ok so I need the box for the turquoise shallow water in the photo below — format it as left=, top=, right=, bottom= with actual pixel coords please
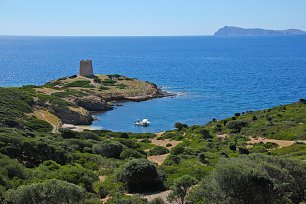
left=0, top=35, right=306, bottom=132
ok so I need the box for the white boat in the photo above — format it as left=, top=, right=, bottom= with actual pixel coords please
left=134, top=119, right=150, bottom=127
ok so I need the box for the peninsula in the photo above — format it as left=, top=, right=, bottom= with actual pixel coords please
left=214, top=26, right=306, bottom=36
left=0, top=60, right=168, bottom=133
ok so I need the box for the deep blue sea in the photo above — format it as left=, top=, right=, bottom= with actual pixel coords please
left=1, top=35, right=306, bottom=133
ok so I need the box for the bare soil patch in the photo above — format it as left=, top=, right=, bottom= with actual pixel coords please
left=143, top=190, right=171, bottom=202
left=147, top=154, right=169, bottom=165
left=150, top=139, right=181, bottom=150
left=248, top=137, right=296, bottom=148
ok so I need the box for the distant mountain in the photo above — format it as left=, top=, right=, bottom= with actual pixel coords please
left=214, top=26, right=306, bottom=36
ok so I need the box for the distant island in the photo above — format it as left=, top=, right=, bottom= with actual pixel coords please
left=214, top=26, right=306, bottom=36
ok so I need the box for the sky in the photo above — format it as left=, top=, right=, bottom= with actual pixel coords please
left=0, top=0, right=306, bottom=36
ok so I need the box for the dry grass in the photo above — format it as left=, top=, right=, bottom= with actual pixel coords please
left=147, top=154, right=170, bottom=165
left=69, top=106, right=89, bottom=115
left=248, top=137, right=296, bottom=148
left=150, top=139, right=181, bottom=150
left=33, top=110, right=61, bottom=133
left=34, top=87, right=62, bottom=95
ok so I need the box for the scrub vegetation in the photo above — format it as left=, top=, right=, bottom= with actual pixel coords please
left=0, top=82, right=306, bottom=203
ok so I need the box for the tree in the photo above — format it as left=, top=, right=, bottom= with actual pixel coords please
left=167, top=175, right=197, bottom=204
left=174, top=123, right=188, bottom=131
left=120, top=148, right=144, bottom=159
left=198, top=128, right=212, bottom=139
left=118, top=158, right=164, bottom=193
left=227, top=120, right=248, bottom=133
left=5, top=179, right=85, bottom=204
left=148, top=146, right=169, bottom=156
left=92, top=141, right=124, bottom=159
left=198, top=153, right=208, bottom=164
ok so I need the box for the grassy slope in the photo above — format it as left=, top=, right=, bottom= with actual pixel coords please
left=158, top=101, right=306, bottom=186
left=206, top=102, right=306, bottom=140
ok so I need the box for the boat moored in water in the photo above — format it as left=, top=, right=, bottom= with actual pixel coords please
left=134, top=119, right=150, bottom=127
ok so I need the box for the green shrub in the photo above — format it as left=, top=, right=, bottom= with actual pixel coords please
left=168, top=175, right=197, bottom=204
left=188, top=154, right=306, bottom=204
left=93, top=181, right=108, bottom=198
left=23, top=117, right=52, bottom=132
left=227, top=121, right=248, bottom=133
left=171, top=146, right=185, bottom=155
left=64, top=80, right=95, bottom=88
left=92, top=141, right=124, bottom=159
left=174, top=123, right=188, bottom=131
left=49, top=164, right=98, bottom=192
left=99, top=86, right=109, bottom=90
left=117, top=83, right=128, bottom=89
left=149, top=197, right=166, bottom=204
left=148, top=146, right=169, bottom=156
left=117, top=158, right=164, bottom=193
left=120, top=149, right=144, bottom=159
left=102, top=79, right=116, bottom=86
left=5, top=179, right=85, bottom=204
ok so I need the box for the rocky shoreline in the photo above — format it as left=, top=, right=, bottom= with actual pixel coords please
left=32, top=74, right=174, bottom=130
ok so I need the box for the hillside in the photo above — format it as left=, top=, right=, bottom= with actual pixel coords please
left=214, top=26, right=306, bottom=36
left=0, top=81, right=305, bottom=203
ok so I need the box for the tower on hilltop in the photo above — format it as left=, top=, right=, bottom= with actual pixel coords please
left=79, top=60, right=94, bottom=77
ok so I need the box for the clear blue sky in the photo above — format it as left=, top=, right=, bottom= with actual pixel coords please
left=0, top=0, right=306, bottom=36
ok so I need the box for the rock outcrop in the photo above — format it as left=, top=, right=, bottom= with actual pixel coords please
left=50, top=106, right=93, bottom=125
left=75, top=95, right=112, bottom=111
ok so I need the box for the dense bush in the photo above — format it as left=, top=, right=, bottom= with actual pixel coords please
left=171, top=146, right=185, bottom=155
left=0, top=134, right=67, bottom=167
left=118, top=159, right=164, bottom=193
left=227, top=120, right=248, bottom=133
left=23, top=117, right=53, bottom=132
left=120, top=149, right=144, bottom=159
left=45, top=164, right=98, bottom=192
left=174, top=122, right=188, bottom=131
left=92, top=141, right=124, bottom=159
left=196, top=128, right=212, bottom=139
left=4, top=179, right=85, bottom=204
left=148, top=146, right=169, bottom=156
left=63, top=80, right=95, bottom=88
left=188, top=154, right=306, bottom=204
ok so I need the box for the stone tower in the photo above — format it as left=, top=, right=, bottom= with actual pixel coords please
left=79, top=60, right=94, bottom=77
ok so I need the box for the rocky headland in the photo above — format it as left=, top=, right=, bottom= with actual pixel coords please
left=10, top=74, right=170, bottom=132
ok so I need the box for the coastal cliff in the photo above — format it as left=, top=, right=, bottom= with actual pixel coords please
left=0, top=74, right=168, bottom=132
left=214, top=26, right=306, bottom=36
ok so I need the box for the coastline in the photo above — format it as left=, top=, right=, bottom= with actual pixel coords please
left=61, top=88, right=176, bottom=132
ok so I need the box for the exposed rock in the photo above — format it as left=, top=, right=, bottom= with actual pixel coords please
left=50, top=106, right=93, bottom=125
left=75, top=95, right=112, bottom=111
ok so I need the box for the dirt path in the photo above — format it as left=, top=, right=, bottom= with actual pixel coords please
left=34, top=110, right=61, bottom=133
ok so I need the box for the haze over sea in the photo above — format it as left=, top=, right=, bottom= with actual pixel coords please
left=0, top=35, right=306, bottom=133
